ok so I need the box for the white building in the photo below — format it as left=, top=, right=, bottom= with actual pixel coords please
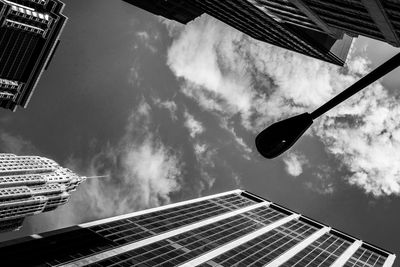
left=0, top=153, right=86, bottom=232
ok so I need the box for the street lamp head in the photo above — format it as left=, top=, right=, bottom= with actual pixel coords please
left=255, top=113, right=313, bottom=159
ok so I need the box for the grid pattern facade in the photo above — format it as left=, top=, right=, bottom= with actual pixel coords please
left=255, top=0, right=322, bottom=32
left=127, top=0, right=400, bottom=67
left=185, top=0, right=349, bottom=65
left=301, top=0, right=383, bottom=39
left=382, top=0, right=400, bottom=40
left=0, top=190, right=395, bottom=267
left=0, top=153, right=85, bottom=232
left=87, top=206, right=286, bottom=267
left=89, top=194, right=252, bottom=245
left=0, top=0, right=67, bottom=111
left=0, top=192, right=260, bottom=266
left=123, top=0, right=203, bottom=24
left=201, top=219, right=319, bottom=267
left=124, top=0, right=353, bottom=66
left=281, top=232, right=352, bottom=266
left=344, top=246, right=388, bottom=267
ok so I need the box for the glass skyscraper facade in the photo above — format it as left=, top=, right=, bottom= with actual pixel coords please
left=124, top=0, right=400, bottom=66
left=0, top=153, right=86, bottom=233
left=0, top=189, right=395, bottom=266
left=0, top=0, right=67, bottom=111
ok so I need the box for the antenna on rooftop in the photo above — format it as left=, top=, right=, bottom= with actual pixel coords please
left=82, top=175, right=109, bottom=179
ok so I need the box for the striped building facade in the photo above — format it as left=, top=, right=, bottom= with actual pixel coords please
left=0, top=189, right=395, bottom=266
left=0, top=0, right=67, bottom=111
left=0, top=153, right=86, bottom=233
left=124, top=0, right=400, bottom=66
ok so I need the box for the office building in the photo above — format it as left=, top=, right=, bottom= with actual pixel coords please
left=0, top=153, right=86, bottom=232
left=0, top=0, right=67, bottom=111
left=298, top=0, right=400, bottom=47
left=124, top=0, right=400, bottom=66
left=0, top=189, right=395, bottom=266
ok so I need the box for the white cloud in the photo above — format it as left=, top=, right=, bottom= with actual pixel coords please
left=307, top=165, right=335, bottom=195
left=60, top=99, right=183, bottom=225
left=128, top=58, right=141, bottom=86
left=283, top=152, right=308, bottom=177
left=314, top=74, right=400, bottom=196
left=152, top=97, right=178, bottom=120
left=0, top=131, right=37, bottom=155
left=168, top=17, right=258, bottom=129
left=122, top=137, right=182, bottom=207
left=136, top=30, right=159, bottom=53
left=184, top=111, right=204, bottom=138
left=166, top=15, right=400, bottom=197
left=193, top=142, right=217, bottom=189
left=136, top=31, right=150, bottom=41
left=220, top=119, right=252, bottom=156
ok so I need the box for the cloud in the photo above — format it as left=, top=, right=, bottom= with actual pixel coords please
left=0, top=132, right=38, bottom=155
left=136, top=30, right=160, bottom=53
left=219, top=119, right=252, bottom=158
left=152, top=97, right=178, bottom=120
left=193, top=142, right=217, bottom=190
left=166, top=15, right=400, bottom=197
left=136, top=31, right=150, bottom=41
left=128, top=58, right=142, bottom=86
left=167, top=17, right=257, bottom=130
left=184, top=110, right=204, bottom=138
left=283, top=152, right=309, bottom=177
left=59, top=99, right=183, bottom=225
left=306, top=165, right=335, bottom=195
left=313, top=68, right=400, bottom=196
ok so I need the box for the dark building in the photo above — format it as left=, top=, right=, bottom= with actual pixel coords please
left=0, top=189, right=395, bottom=266
left=298, top=0, right=400, bottom=47
left=0, top=0, right=67, bottom=111
left=124, top=0, right=400, bottom=66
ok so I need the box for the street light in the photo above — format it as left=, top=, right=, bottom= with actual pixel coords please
left=256, top=52, right=400, bottom=159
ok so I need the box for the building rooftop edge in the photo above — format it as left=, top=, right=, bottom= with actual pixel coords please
left=241, top=189, right=396, bottom=256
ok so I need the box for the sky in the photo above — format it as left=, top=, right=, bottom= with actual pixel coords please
left=0, top=0, right=399, bottom=256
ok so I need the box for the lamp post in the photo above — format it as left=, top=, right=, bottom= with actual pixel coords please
left=255, top=52, right=400, bottom=159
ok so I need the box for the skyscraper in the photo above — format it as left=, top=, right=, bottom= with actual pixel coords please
left=0, top=0, right=67, bottom=111
left=0, top=189, right=395, bottom=266
left=124, top=0, right=400, bottom=66
left=0, top=153, right=86, bottom=233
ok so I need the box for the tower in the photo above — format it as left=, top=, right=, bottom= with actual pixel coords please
left=0, top=153, right=86, bottom=232
left=0, top=0, right=67, bottom=111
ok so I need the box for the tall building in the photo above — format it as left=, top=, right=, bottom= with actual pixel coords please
left=0, top=153, right=86, bottom=233
left=0, top=0, right=67, bottom=111
left=124, top=0, right=400, bottom=66
left=0, top=189, right=395, bottom=266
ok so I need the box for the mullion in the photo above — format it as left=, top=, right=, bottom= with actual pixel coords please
left=117, top=208, right=278, bottom=267
left=114, top=214, right=253, bottom=267
left=152, top=214, right=265, bottom=266
left=142, top=204, right=228, bottom=232
left=351, top=248, right=367, bottom=267
left=133, top=201, right=216, bottom=225
left=94, top=200, right=221, bottom=233
left=231, top=230, right=287, bottom=266
left=104, top=214, right=250, bottom=267
left=249, top=223, right=314, bottom=266
left=219, top=221, right=308, bottom=266
left=301, top=236, right=338, bottom=267
left=318, top=239, right=349, bottom=267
